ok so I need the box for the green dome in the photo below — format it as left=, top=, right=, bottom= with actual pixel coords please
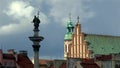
left=67, top=20, right=73, bottom=28
left=64, top=32, right=72, bottom=40
left=64, top=18, right=74, bottom=40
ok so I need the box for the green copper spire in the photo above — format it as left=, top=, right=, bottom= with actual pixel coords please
left=64, top=16, right=74, bottom=40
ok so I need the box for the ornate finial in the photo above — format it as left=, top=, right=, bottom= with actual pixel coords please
left=77, top=16, right=80, bottom=23
left=69, top=13, right=71, bottom=21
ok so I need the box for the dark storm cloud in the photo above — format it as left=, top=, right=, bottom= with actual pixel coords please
left=82, top=0, right=120, bottom=36
left=1, top=0, right=120, bottom=59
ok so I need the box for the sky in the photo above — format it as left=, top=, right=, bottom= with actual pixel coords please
left=0, top=0, right=120, bottom=59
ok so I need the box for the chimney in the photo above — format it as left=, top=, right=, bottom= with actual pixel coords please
left=0, top=49, right=3, bottom=64
left=0, top=49, right=2, bottom=54
left=8, top=49, right=15, bottom=54
left=19, top=50, right=27, bottom=56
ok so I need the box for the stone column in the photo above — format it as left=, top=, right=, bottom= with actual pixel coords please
left=29, top=15, right=44, bottom=68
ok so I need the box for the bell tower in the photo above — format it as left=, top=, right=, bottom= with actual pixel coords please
left=64, top=16, right=74, bottom=59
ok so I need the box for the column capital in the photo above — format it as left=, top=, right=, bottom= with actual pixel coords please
left=32, top=45, right=40, bottom=51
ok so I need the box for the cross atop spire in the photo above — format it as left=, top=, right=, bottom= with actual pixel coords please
left=77, top=16, right=80, bottom=23
left=37, top=11, right=39, bottom=18
left=69, top=13, right=72, bottom=21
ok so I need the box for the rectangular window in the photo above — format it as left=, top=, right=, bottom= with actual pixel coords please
left=4, top=62, right=7, bottom=67
left=102, top=61, right=112, bottom=68
left=9, top=62, right=13, bottom=67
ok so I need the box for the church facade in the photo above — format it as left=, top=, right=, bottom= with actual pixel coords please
left=64, top=17, right=120, bottom=59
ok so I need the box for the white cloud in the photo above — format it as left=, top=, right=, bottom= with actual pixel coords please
left=0, top=1, right=34, bottom=35
left=0, top=24, right=17, bottom=35
left=0, top=0, right=95, bottom=35
left=0, top=0, right=49, bottom=35
left=5, top=1, right=34, bottom=19
left=39, top=12, right=50, bottom=25
left=0, top=21, right=31, bottom=35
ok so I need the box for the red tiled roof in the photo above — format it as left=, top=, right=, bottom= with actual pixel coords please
left=96, top=55, right=112, bottom=61
left=48, top=64, right=54, bottom=68
left=82, top=59, right=94, bottom=63
left=17, top=54, right=33, bottom=68
left=39, top=59, right=53, bottom=65
left=59, top=62, right=66, bottom=68
left=81, top=63, right=100, bottom=68
left=81, top=59, right=100, bottom=68
left=3, top=54, right=15, bottom=60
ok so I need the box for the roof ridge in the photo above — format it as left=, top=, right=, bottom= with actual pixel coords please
left=84, top=33, right=120, bottom=37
